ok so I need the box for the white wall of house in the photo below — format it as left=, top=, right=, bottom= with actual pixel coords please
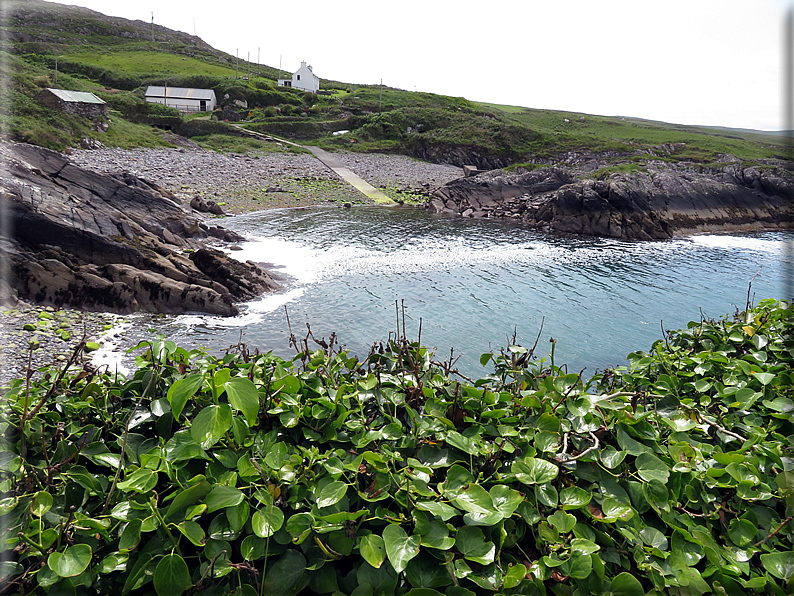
left=144, top=87, right=217, bottom=112
left=277, top=62, right=320, bottom=93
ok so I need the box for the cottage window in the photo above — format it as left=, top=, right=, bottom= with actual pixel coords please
left=297, top=74, right=301, bottom=81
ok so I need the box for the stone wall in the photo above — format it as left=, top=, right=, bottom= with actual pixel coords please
left=37, top=89, right=108, bottom=118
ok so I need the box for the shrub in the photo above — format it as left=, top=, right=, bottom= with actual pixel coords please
left=1, top=299, right=792, bottom=595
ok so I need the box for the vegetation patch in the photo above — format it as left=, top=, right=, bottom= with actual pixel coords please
left=1, top=298, right=792, bottom=595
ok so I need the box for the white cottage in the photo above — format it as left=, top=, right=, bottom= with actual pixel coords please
left=144, top=86, right=217, bottom=112
left=278, top=61, right=320, bottom=93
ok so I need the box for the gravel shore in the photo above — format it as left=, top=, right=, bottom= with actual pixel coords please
left=69, top=146, right=462, bottom=213
left=0, top=302, right=119, bottom=389
left=3, top=146, right=463, bottom=386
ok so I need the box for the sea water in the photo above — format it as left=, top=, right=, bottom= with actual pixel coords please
left=98, top=207, right=792, bottom=379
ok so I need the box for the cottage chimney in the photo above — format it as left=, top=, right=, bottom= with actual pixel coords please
left=308, top=64, right=313, bottom=72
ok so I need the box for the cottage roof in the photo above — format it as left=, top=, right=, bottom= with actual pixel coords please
left=46, top=88, right=106, bottom=104
left=145, top=86, right=215, bottom=100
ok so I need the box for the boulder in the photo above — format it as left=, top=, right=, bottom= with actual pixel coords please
left=425, top=160, right=793, bottom=239
left=1, top=142, right=280, bottom=315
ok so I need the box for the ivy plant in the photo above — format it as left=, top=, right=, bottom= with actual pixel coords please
left=1, top=298, right=792, bottom=595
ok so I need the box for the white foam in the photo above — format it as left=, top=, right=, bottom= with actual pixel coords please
left=90, top=318, right=135, bottom=378
left=689, top=235, right=784, bottom=253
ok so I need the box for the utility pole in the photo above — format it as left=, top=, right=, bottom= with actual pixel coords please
left=151, top=12, right=154, bottom=42
left=235, top=49, right=239, bottom=79
left=54, top=56, right=58, bottom=85
left=379, top=79, right=383, bottom=113
left=257, top=48, right=260, bottom=76
left=247, top=52, right=250, bottom=80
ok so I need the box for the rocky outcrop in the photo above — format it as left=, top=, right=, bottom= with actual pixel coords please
left=426, top=161, right=793, bottom=240
left=1, top=142, right=280, bottom=314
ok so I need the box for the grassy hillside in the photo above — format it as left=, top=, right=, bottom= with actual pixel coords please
left=2, top=0, right=789, bottom=169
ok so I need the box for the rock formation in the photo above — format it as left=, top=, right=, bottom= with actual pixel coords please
left=426, top=160, right=793, bottom=240
left=1, top=142, right=279, bottom=314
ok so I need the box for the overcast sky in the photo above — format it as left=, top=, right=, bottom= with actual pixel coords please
left=44, top=0, right=792, bottom=130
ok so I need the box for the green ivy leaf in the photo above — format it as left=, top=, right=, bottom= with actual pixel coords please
left=414, top=501, right=459, bottom=521
left=190, top=404, right=232, bottom=449
left=635, top=453, right=670, bottom=483
left=316, top=481, right=348, bottom=508
left=119, top=519, right=142, bottom=551
left=728, top=518, right=757, bottom=547
left=252, top=506, right=285, bottom=538
left=153, top=553, right=192, bottom=596
left=241, top=536, right=267, bottom=561
left=760, top=551, right=794, bottom=581
left=360, top=534, right=387, bottom=568
left=559, top=486, right=591, bottom=509
left=48, top=544, right=92, bottom=578
left=261, top=549, right=310, bottom=596
left=445, top=431, right=480, bottom=456
left=547, top=511, right=577, bottom=534
left=454, top=484, right=492, bottom=515
left=31, top=491, right=53, bottom=517
left=489, top=485, right=523, bottom=518
left=600, top=498, right=634, bottom=522
left=511, top=457, right=559, bottom=485
left=502, top=563, right=527, bottom=589
left=223, top=377, right=260, bottom=426
left=441, top=465, right=474, bottom=498
left=609, top=571, right=645, bottom=596
left=382, top=524, right=420, bottom=573
left=203, top=485, right=244, bottom=513
left=164, top=480, right=212, bottom=522
left=176, top=521, right=205, bottom=547
left=117, top=468, right=158, bottom=493
left=167, top=374, right=203, bottom=421
left=559, top=553, right=592, bottom=579
left=456, top=526, right=496, bottom=565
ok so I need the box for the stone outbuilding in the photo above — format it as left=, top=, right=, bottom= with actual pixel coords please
left=278, top=61, right=320, bottom=93
left=37, top=88, right=108, bottom=118
left=144, top=86, right=217, bottom=112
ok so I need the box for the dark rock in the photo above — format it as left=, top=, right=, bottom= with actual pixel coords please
left=2, top=142, right=279, bottom=315
left=424, top=161, right=793, bottom=240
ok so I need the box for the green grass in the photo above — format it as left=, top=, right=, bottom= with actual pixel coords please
left=62, top=50, right=237, bottom=78
left=476, top=105, right=787, bottom=162
left=102, top=112, right=173, bottom=149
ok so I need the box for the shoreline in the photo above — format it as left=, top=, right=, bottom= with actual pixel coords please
left=3, top=145, right=789, bottom=387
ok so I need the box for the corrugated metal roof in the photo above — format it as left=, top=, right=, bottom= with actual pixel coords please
left=46, top=88, right=106, bottom=104
left=145, top=86, right=216, bottom=101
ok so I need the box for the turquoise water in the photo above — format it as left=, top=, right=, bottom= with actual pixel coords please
left=129, top=207, right=791, bottom=378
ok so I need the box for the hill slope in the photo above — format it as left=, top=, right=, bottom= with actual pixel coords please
left=2, top=0, right=790, bottom=171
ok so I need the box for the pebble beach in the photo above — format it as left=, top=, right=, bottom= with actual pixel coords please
left=1, top=145, right=462, bottom=387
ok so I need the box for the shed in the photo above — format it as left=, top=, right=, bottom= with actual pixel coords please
left=37, top=88, right=108, bottom=118
left=278, top=61, right=320, bottom=93
left=145, top=86, right=217, bottom=112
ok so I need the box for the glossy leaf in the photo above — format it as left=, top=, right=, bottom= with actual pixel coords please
left=456, top=527, right=495, bottom=565
left=223, top=376, right=260, bottom=426
left=511, top=457, right=558, bottom=485
left=382, top=524, right=420, bottom=573
left=760, top=551, right=794, bottom=581
left=360, top=534, right=387, bottom=568
left=167, top=374, right=204, bottom=421
left=190, top=404, right=232, bottom=449
left=252, top=506, right=285, bottom=538
left=48, top=544, right=92, bottom=578
left=153, top=554, right=191, bottom=596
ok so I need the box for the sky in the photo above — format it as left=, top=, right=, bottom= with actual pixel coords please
left=43, top=0, right=793, bottom=130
